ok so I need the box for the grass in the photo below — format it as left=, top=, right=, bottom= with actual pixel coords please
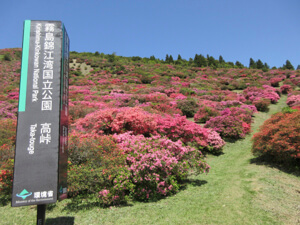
left=1, top=95, right=300, bottom=224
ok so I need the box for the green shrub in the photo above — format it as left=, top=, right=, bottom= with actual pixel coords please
left=253, top=98, right=271, bottom=112
left=177, top=98, right=198, bottom=117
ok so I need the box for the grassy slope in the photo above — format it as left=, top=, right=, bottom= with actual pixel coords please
left=2, top=95, right=300, bottom=225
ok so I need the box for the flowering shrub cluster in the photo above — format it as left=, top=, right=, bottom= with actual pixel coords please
left=252, top=108, right=300, bottom=164
left=112, top=132, right=209, bottom=201
left=286, top=95, right=300, bottom=107
left=204, top=107, right=253, bottom=139
left=0, top=159, right=14, bottom=204
left=242, top=86, right=280, bottom=110
left=75, top=107, right=157, bottom=137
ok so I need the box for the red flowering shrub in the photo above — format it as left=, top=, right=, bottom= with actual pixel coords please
left=252, top=109, right=300, bottom=164
left=75, top=107, right=157, bottom=137
left=151, top=103, right=183, bottom=116
left=0, top=159, right=14, bottom=204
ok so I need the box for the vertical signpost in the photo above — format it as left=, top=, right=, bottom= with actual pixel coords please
left=12, top=20, right=69, bottom=225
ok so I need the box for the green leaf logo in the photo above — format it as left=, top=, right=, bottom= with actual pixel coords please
left=16, top=189, right=32, bottom=200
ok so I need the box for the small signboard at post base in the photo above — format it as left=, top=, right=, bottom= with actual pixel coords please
left=12, top=20, right=69, bottom=208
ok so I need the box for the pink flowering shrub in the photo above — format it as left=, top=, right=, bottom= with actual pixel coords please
left=155, top=114, right=225, bottom=152
left=286, top=95, right=300, bottom=107
left=112, top=132, right=209, bottom=201
left=204, top=108, right=252, bottom=140
left=206, top=129, right=226, bottom=154
left=270, top=77, right=282, bottom=87
left=0, top=101, right=18, bottom=119
left=220, top=107, right=253, bottom=124
left=243, top=86, right=280, bottom=104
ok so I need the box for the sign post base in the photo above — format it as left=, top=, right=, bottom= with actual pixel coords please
left=37, top=204, right=46, bottom=225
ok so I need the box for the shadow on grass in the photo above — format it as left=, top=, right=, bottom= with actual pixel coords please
left=250, top=155, right=300, bottom=177
left=63, top=199, right=133, bottom=212
left=180, top=179, right=208, bottom=191
left=46, top=216, right=75, bottom=225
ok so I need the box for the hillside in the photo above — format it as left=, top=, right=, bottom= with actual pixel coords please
left=0, top=48, right=300, bottom=224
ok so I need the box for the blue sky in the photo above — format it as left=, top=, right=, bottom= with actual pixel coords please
left=1, top=0, right=299, bottom=68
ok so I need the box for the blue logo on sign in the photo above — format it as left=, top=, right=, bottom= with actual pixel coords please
left=16, top=189, right=32, bottom=200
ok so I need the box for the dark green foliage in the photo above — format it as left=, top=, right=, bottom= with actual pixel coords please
left=256, top=59, right=264, bottom=69
left=176, top=98, right=198, bottom=117
left=219, top=55, right=225, bottom=64
left=150, top=55, right=156, bottom=60
left=249, top=58, right=256, bottom=69
left=3, top=54, right=11, bottom=61
left=141, top=75, right=153, bottom=84
left=194, top=54, right=207, bottom=67
left=235, top=61, right=244, bottom=68
left=283, top=60, right=295, bottom=70
left=131, top=56, right=142, bottom=61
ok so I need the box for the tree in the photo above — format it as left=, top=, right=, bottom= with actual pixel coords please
left=165, top=54, right=169, bottom=62
left=235, top=61, right=244, bottom=68
left=283, top=60, right=295, bottom=70
left=177, top=54, right=182, bottom=61
left=169, top=55, right=174, bottom=64
left=256, top=59, right=264, bottom=69
left=249, top=58, right=256, bottom=69
left=264, top=63, right=270, bottom=69
left=207, top=55, right=217, bottom=67
left=297, top=65, right=300, bottom=70
left=150, top=55, right=156, bottom=60
left=219, top=55, right=225, bottom=64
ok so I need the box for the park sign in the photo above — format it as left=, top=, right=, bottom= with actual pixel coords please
left=12, top=20, right=69, bottom=207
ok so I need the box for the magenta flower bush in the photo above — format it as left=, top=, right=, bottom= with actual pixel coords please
left=111, top=132, right=209, bottom=201
left=204, top=107, right=254, bottom=140
left=286, top=95, right=300, bottom=107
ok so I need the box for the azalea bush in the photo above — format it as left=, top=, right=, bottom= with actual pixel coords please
left=112, top=132, right=209, bottom=201
left=252, top=108, right=300, bottom=164
left=74, top=107, right=157, bottom=137
left=0, top=159, right=14, bottom=204
left=286, top=95, right=300, bottom=107
left=68, top=132, right=128, bottom=203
